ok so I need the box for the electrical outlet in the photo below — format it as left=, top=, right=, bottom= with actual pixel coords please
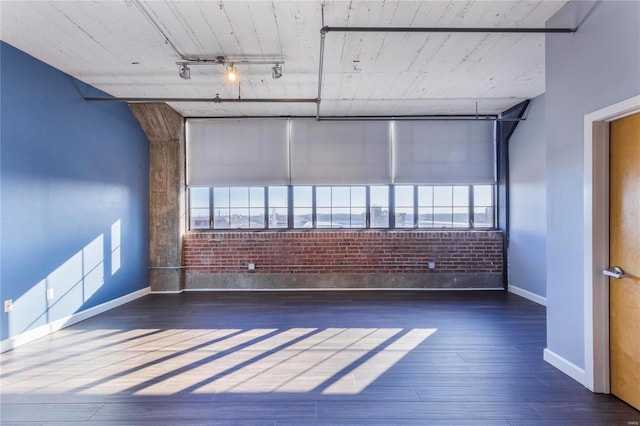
left=247, top=263, right=256, bottom=271
left=47, top=288, right=54, bottom=300
left=428, top=262, right=436, bottom=269
left=4, top=300, right=13, bottom=313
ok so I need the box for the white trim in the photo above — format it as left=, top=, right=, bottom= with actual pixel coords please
left=0, top=287, right=150, bottom=353
left=149, top=290, right=183, bottom=294
left=544, top=348, right=586, bottom=385
left=508, top=285, right=547, bottom=306
left=583, top=95, right=640, bottom=393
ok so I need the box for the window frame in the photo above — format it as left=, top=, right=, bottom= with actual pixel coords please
left=188, top=184, right=495, bottom=231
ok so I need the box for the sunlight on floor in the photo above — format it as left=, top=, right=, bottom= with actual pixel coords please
left=1, top=327, right=436, bottom=396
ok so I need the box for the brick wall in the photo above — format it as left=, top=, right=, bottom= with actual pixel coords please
left=183, top=230, right=503, bottom=274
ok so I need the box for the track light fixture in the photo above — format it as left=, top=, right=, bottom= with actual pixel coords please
left=176, top=57, right=283, bottom=82
left=271, top=63, right=283, bottom=79
left=226, top=64, right=238, bottom=82
left=178, top=64, right=190, bottom=80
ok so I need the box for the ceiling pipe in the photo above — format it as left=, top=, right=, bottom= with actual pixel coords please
left=176, top=59, right=285, bottom=66
left=320, top=26, right=577, bottom=34
left=316, top=31, right=327, bottom=119
left=184, top=114, right=506, bottom=120
left=84, top=97, right=317, bottom=103
left=176, top=57, right=285, bottom=81
left=317, top=115, right=511, bottom=122
left=315, top=24, right=577, bottom=119
left=316, top=115, right=526, bottom=122
left=86, top=98, right=524, bottom=120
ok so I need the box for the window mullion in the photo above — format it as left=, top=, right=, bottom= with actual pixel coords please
left=209, top=187, right=214, bottom=230
left=469, top=185, right=474, bottom=228
left=264, top=187, right=269, bottom=229
left=365, top=186, right=371, bottom=228
left=413, top=185, right=420, bottom=229
left=312, top=186, right=317, bottom=229
left=389, top=184, right=396, bottom=229
left=287, top=185, right=294, bottom=229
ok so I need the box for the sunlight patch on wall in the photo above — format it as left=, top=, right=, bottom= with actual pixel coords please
left=8, top=279, right=47, bottom=336
left=7, top=234, right=106, bottom=338
left=111, top=220, right=121, bottom=275
left=83, top=235, right=105, bottom=301
left=46, top=250, right=84, bottom=321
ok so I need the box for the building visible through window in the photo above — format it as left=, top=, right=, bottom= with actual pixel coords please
left=189, top=184, right=495, bottom=231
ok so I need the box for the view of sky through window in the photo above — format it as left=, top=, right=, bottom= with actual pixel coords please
left=190, top=185, right=494, bottom=230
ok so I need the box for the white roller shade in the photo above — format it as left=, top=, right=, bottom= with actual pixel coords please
left=393, top=120, right=495, bottom=184
left=187, top=119, right=289, bottom=186
left=290, top=119, right=391, bottom=185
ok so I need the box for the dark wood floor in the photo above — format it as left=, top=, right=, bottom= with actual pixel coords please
left=1, top=290, right=638, bottom=425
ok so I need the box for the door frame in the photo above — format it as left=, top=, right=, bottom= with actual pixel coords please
left=584, top=95, right=640, bottom=393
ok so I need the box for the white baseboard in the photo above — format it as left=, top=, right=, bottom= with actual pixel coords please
left=543, top=348, right=586, bottom=386
left=508, top=284, right=547, bottom=306
left=0, top=286, right=150, bottom=353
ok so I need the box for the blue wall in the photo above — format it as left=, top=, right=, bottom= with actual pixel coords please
left=508, top=94, right=547, bottom=300
left=545, top=1, right=640, bottom=369
left=0, top=42, right=149, bottom=342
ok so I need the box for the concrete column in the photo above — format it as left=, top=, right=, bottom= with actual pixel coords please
left=129, top=103, right=185, bottom=292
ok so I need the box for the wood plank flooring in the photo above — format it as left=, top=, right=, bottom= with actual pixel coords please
left=1, top=291, right=638, bottom=425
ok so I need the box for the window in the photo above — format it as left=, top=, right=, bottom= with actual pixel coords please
left=189, top=184, right=495, bottom=231
left=473, top=185, right=495, bottom=228
left=187, top=118, right=497, bottom=231
left=212, top=186, right=265, bottom=229
left=370, top=186, right=390, bottom=228
left=316, top=186, right=366, bottom=228
left=394, top=185, right=414, bottom=228
left=293, top=186, right=312, bottom=228
left=268, top=186, right=288, bottom=229
left=419, top=186, right=470, bottom=228
left=189, top=187, right=210, bottom=229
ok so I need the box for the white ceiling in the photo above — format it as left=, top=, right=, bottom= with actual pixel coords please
left=0, top=1, right=569, bottom=118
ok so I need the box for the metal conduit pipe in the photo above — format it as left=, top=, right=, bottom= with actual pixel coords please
left=316, top=31, right=327, bottom=119
left=176, top=59, right=285, bottom=66
left=315, top=115, right=527, bottom=122
left=167, top=114, right=524, bottom=122
left=83, top=97, right=526, bottom=120
left=315, top=24, right=577, bottom=119
left=150, top=264, right=437, bottom=270
left=320, top=26, right=577, bottom=34
left=84, top=97, right=318, bottom=103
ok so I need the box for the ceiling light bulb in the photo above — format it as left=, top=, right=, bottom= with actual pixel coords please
left=227, top=65, right=237, bottom=82
left=179, top=64, right=190, bottom=80
left=271, top=63, right=283, bottom=79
